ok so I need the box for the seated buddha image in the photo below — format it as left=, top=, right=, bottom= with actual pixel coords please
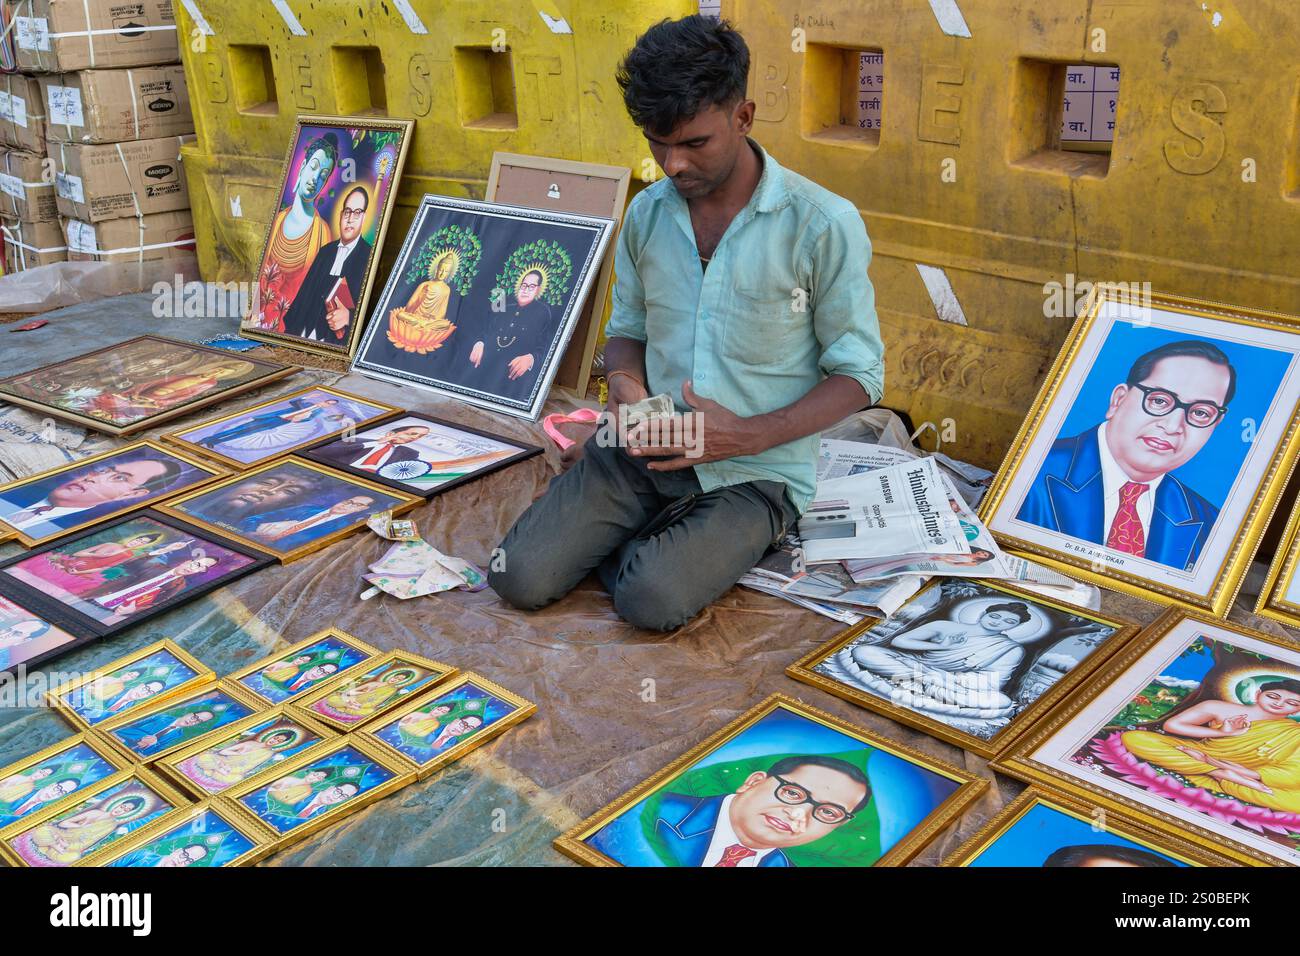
left=387, top=251, right=461, bottom=355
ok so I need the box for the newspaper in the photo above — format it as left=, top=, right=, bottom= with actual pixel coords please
left=745, top=533, right=923, bottom=615
left=799, top=456, right=969, bottom=564
left=736, top=576, right=865, bottom=625
left=816, top=439, right=913, bottom=482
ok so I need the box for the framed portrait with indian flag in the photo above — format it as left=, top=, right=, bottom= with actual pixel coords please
left=240, top=115, right=414, bottom=359
left=979, top=285, right=1300, bottom=615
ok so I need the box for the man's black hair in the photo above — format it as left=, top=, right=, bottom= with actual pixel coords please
left=342, top=185, right=369, bottom=211
left=1042, top=843, right=1177, bottom=867
left=616, top=15, right=750, bottom=137
left=766, top=754, right=872, bottom=814
left=1126, top=340, right=1236, bottom=407
left=1258, top=678, right=1300, bottom=697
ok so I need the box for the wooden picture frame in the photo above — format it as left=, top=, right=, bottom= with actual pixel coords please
left=240, top=115, right=415, bottom=358
left=1253, top=492, right=1300, bottom=628
left=91, top=799, right=279, bottom=868
left=288, top=649, right=458, bottom=732
left=47, top=638, right=214, bottom=731
left=0, top=733, right=134, bottom=833
left=225, top=627, right=382, bottom=706
left=300, top=411, right=543, bottom=500
left=0, top=439, right=228, bottom=547
left=155, top=458, right=421, bottom=564
left=786, top=579, right=1141, bottom=758
left=555, top=693, right=986, bottom=868
left=93, top=680, right=268, bottom=764
left=161, top=385, right=400, bottom=471
left=360, top=671, right=536, bottom=778
left=979, top=286, right=1300, bottom=615
left=994, top=608, right=1300, bottom=866
left=941, top=786, right=1238, bottom=867
left=485, top=152, right=631, bottom=397
left=0, top=335, right=296, bottom=436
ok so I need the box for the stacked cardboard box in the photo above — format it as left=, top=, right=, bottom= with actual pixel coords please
left=0, top=0, right=194, bottom=277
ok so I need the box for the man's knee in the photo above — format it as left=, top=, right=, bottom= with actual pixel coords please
left=487, top=562, right=556, bottom=612
left=612, top=573, right=701, bottom=632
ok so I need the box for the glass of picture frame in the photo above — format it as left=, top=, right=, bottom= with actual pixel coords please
left=155, top=458, right=421, bottom=564
left=941, top=786, right=1236, bottom=867
left=979, top=286, right=1300, bottom=615
left=359, top=672, right=536, bottom=779
left=994, top=608, right=1300, bottom=866
left=785, top=578, right=1140, bottom=758
left=47, top=639, right=214, bottom=730
left=0, top=733, right=133, bottom=832
left=288, top=649, right=457, bottom=732
left=162, top=385, right=400, bottom=470
left=224, top=628, right=381, bottom=706
left=0, top=335, right=295, bottom=436
left=95, top=799, right=279, bottom=868
left=555, top=693, right=986, bottom=867
left=300, top=411, right=542, bottom=500
left=0, top=439, right=228, bottom=547
left=0, top=593, right=82, bottom=674
left=93, top=680, right=268, bottom=764
left=240, top=116, right=415, bottom=358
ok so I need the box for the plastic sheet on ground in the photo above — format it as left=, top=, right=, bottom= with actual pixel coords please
left=0, top=293, right=1270, bottom=866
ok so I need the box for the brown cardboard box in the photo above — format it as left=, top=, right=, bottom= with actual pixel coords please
left=0, top=148, right=57, bottom=221
left=2, top=216, right=67, bottom=270
left=48, top=134, right=192, bottom=221
left=12, top=0, right=180, bottom=72
left=0, top=73, right=47, bottom=155
left=64, top=206, right=193, bottom=263
left=40, top=65, right=192, bottom=144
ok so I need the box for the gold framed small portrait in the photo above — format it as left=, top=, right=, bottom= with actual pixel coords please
left=786, top=578, right=1140, bottom=758
left=555, top=693, right=986, bottom=868
left=93, top=680, right=268, bottom=765
left=1253, top=494, right=1300, bottom=628
left=994, top=608, right=1300, bottom=866
left=154, top=457, right=421, bottom=564
left=47, top=638, right=214, bottom=731
left=216, top=735, right=412, bottom=852
left=0, top=766, right=191, bottom=867
left=154, top=706, right=338, bottom=799
left=941, top=786, right=1237, bottom=867
left=224, top=627, right=382, bottom=706
left=359, top=671, right=536, bottom=778
left=0, top=439, right=228, bottom=547
left=288, top=649, right=457, bottom=732
left=90, top=799, right=278, bottom=868
left=979, top=285, right=1300, bottom=615
left=0, top=733, right=134, bottom=833
left=162, top=384, right=400, bottom=470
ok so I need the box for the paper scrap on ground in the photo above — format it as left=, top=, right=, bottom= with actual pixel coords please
left=362, top=540, right=488, bottom=600
left=366, top=511, right=421, bottom=541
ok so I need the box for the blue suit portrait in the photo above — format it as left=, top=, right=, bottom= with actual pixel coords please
left=1016, top=425, right=1218, bottom=571
left=199, top=398, right=328, bottom=447
left=652, top=792, right=793, bottom=867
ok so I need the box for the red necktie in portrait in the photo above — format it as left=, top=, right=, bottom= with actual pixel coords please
left=360, top=443, right=393, bottom=468
left=1106, top=480, right=1149, bottom=556
left=715, top=844, right=757, bottom=867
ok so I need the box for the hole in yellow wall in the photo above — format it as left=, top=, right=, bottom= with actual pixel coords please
left=801, top=44, right=883, bottom=149
left=331, top=46, right=387, bottom=116
left=1009, top=59, right=1117, bottom=178
left=229, top=44, right=277, bottom=116
left=454, top=46, right=517, bottom=130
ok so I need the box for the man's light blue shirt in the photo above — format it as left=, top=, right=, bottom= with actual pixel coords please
left=604, top=141, right=885, bottom=513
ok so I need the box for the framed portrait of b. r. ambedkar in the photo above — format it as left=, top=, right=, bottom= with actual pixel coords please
left=351, top=195, right=615, bottom=421
left=981, top=287, right=1300, bottom=615
left=241, top=116, right=414, bottom=358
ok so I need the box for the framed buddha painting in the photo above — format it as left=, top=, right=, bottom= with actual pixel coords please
left=240, top=116, right=414, bottom=359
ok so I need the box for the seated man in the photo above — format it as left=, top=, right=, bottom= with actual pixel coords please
left=489, top=16, right=883, bottom=630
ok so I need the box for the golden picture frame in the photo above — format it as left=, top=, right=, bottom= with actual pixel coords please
left=224, top=627, right=382, bottom=707
left=941, top=786, right=1238, bottom=867
left=993, top=608, right=1300, bottom=866
left=786, top=579, right=1141, bottom=758
left=153, top=704, right=339, bottom=800
left=288, top=649, right=458, bottom=733
left=1253, top=493, right=1300, bottom=627
left=240, top=115, right=416, bottom=359
left=979, top=285, right=1300, bottom=616
left=359, top=671, right=537, bottom=779
left=0, top=732, right=134, bottom=834
left=485, top=151, right=632, bottom=397
left=555, top=693, right=987, bottom=868
left=0, top=439, right=229, bottom=548
left=86, top=799, right=279, bottom=868
left=47, top=638, right=214, bottom=731
left=92, top=679, right=269, bottom=765
left=154, top=457, right=422, bottom=564
left=0, top=765, right=191, bottom=867
left=161, top=384, right=401, bottom=471
left=215, top=735, right=413, bottom=853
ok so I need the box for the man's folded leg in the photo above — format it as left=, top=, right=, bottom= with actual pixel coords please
left=604, top=480, right=794, bottom=632
left=488, top=435, right=668, bottom=611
